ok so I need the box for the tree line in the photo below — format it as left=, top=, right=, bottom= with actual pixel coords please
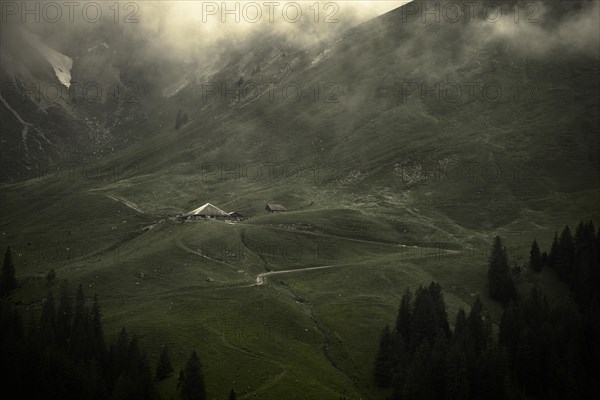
left=374, top=219, right=600, bottom=399
left=528, top=220, right=599, bottom=310
left=373, top=283, right=510, bottom=399
left=0, top=249, right=241, bottom=400
left=488, top=220, right=599, bottom=310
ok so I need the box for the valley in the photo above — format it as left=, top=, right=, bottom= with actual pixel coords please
left=1, top=1, right=599, bottom=399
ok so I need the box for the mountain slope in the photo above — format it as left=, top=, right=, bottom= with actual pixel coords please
left=61, top=0, right=599, bottom=229
left=1, top=2, right=599, bottom=399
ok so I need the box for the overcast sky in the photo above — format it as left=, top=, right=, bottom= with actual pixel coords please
left=148, top=1, right=409, bottom=48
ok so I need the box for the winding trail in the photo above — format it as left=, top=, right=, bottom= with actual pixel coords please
left=201, top=323, right=289, bottom=399
left=104, top=229, right=459, bottom=398
left=106, top=194, right=144, bottom=213
left=177, top=241, right=245, bottom=272
left=255, top=264, right=352, bottom=285
left=177, top=234, right=458, bottom=289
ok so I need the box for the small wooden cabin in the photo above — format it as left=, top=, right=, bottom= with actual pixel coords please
left=228, top=211, right=244, bottom=221
left=265, top=203, right=287, bottom=213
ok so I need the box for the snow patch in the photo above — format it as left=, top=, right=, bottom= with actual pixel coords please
left=87, top=42, right=110, bottom=53
left=23, top=31, right=73, bottom=88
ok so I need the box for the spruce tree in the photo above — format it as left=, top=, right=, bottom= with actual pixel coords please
left=373, top=325, right=393, bottom=387
left=90, top=294, right=104, bottom=351
left=529, top=239, right=542, bottom=272
left=430, top=334, right=449, bottom=398
left=394, top=288, right=411, bottom=343
left=572, top=221, right=597, bottom=307
left=156, top=345, right=174, bottom=380
left=56, top=281, right=73, bottom=347
left=73, top=284, right=87, bottom=331
left=541, top=251, right=548, bottom=268
left=39, top=291, right=56, bottom=344
left=445, top=343, right=470, bottom=400
left=2, top=290, right=163, bottom=400
left=112, top=372, right=135, bottom=400
left=429, top=281, right=451, bottom=337
left=556, top=226, right=575, bottom=282
left=499, top=302, right=522, bottom=358
left=181, top=351, right=206, bottom=400
left=548, top=232, right=559, bottom=269
left=488, top=236, right=517, bottom=305
left=71, top=284, right=93, bottom=361
left=468, top=296, right=489, bottom=356
left=402, top=341, right=435, bottom=399
left=129, top=337, right=159, bottom=400
left=46, top=269, right=56, bottom=286
left=410, top=286, right=437, bottom=349
left=0, top=246, right=17, bottom=297
left=453, top=308, right=468, bottom=351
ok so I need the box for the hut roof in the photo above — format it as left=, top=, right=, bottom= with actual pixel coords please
left=185, top=203, right=229, bottom=217
left=266, top=203, right=287, bottom=211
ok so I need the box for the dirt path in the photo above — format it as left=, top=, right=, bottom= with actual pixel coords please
left=255, top=264, right=353, bottom=285
left=106, top=194, right=144, bottom=213
left=106, top=231, right=459, bottom=397
left=177, top=241, right=243, bottom=271
left=200, top=323, right=289, bottom=399
left=177, top=231, right=458, bottom=288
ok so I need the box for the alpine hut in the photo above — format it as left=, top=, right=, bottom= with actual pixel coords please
left=228, top=211, right=245, bottom=221
left=265, top=203, right=287, bottom=213
left=182, top=203, right=230, bottom=220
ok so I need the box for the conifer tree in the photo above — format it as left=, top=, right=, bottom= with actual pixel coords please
left=39, top=291, right=56, bottom=344
left=56, top=281, right=73, bottom=346
left=548, top=232, right=559, bottom=269
left=373, top=325, right=394, bottom=387
left=0, top=247, right=17, bottom=297
left=112, top=373, right=136, bottom=400
left=572, top=221, right=597, bottom=307
left=445, top=343, right=470, bottom=400
left=46, top=268, right=56, bottom=286
left=73, top=284, right=87, bottom=332
left=451, top=307, right=469, bottom=355
left=468, top=296, right=489, bottom=356
left=541, top=251, right=548, bottom=268
left=228, top=389, right=237, bottom=400
left=128, top=337, right=159, bottom=400
left=410, top=286, right=436, bottom=349
left=402, top=341, right=435, bottom=400
left=394, top=288, right=411, bottom=343
left=156, top=345, right=174, bottom=381
left=488, top=236, right=517, bottom=305
left=556, top=226, right=575, bottom=281
left=430, top=334, right=449, bottom=398
left=2, top=290, right=163, bottom=399
left=529, top=239, right=542, bottom=272
left=90, top=294, right=104, bottom=351
left=181, top=351, right=206, bottom=400
left=429, top=281, right=451, bottom=337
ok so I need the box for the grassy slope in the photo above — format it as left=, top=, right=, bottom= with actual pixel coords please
left=1, top=2, right=599, bottom=399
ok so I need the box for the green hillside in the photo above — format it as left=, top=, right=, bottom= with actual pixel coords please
left=1, top=1, right=599, bottom=399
